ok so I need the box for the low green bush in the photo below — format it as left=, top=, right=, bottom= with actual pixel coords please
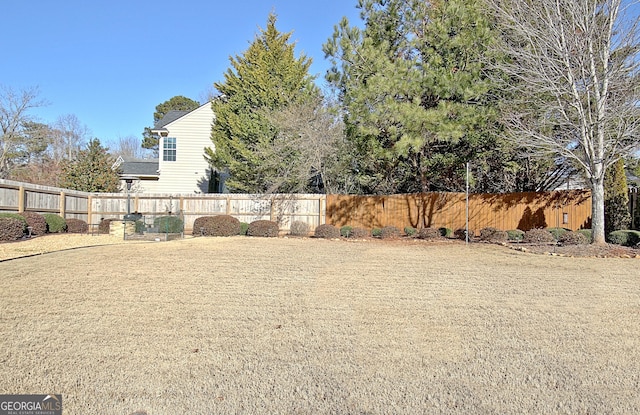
left=43, top=214, right=67, bottom=233
left=578, top=229, right=592, bottom=240
left=315, top=224, right=340, bottom=239
left=135, top=220, right=146, bottom=233
left=247, top=220, right=279, bottom=237
left=559, top=231, right=588, bottom=245
left=479, top=227, right=508, bottom=243
left=380, top=226, right=401, bottom=239
left=340, top=225, right=353, bottom=238
left=154, top=216, right=184, bottom=233
left=0, top=212, right=28, bottom=226
left=507, top=229, right=525, bottom=241
left=523, top=228, right=556, bottom=243
left=547, top=227, right=570, bottom=240
left=193, top=215, right=241, bottom=237
left=607, top=230, right=640, bottom=247
left=66, top=218, right=88, bottom=233
left=417, top=227, right=441, bottom=240
left=404, top=226, right=417, bottom=237
left=239, top=222, right=249, bottom=235
left=438, top=227, right=453, bottom=238
left=371, top=228, right=382, bottom=238
left=18, top=212, right=47, bottom=235
left=289, top=220, right=310, bottom=236
left=0, top=217, right=25, bottom=241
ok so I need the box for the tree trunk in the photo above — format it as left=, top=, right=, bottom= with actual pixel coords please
left=591, top=177, right=606, bottom=244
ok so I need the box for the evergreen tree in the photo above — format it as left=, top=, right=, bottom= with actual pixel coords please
left=206, top=13, right=318, bottom=193
left=141, top=96, right=200, bottom=154
left=324, top=0, right=505, bottom=194
left=60, top=138, right=120, bottom=192
left=604, top=158, right=631, bottom=234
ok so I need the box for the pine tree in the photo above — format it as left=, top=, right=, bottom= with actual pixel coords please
left=141, top=96, right=200, bottom=155
left=60, top=138, right=120, bottom=192
left=323, top=0, right=504, bottom=193
left=206, top=13, right=318, bottom=193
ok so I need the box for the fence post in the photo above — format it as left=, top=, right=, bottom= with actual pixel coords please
left=87, top=195, right=93, bottom=226
left=59, top=191, right=66, bottom=218
left=18, top=186, right=25, bottom=213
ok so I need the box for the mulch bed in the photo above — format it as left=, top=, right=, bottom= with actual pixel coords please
left=504, top=242, right=640, bottom=258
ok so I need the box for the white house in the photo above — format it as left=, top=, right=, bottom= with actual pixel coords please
left=118, top=101, right=225, bottom=194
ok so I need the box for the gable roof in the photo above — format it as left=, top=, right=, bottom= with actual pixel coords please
left=153, top=110, right=190, bottom=130
left=117, top=156, right=159, bottom=177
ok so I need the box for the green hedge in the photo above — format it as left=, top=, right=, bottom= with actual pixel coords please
left=43, top=214, right=67, bottom=233
left=607, top=230, right=640, bottom=247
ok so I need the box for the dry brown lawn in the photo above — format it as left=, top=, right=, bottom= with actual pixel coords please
left=0, top=236, right=638, bottom=414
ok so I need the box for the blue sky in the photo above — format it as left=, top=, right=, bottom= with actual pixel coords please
left=2, top=0, right=362, bottom=149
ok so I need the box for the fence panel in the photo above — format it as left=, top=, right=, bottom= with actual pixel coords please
left=327, top=190, right=592, bottom=234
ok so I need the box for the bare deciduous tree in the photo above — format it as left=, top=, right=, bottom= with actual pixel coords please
left=490, top=0, right=640, bottom=244
left=111, top=134, right=151, bottom=159
left=49, top=114, right=90, bottom=163
left=0, top=86, right=46, bottom=178
left=259, top=97, right=347, bottom=194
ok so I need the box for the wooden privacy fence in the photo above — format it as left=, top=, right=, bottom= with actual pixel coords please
left=0, top=180, right=89, bottom=221
left=0, top=179, right=326, bottom=233
left=90, top=193, right=326, bottom=232
left=327, top=190, right=592, bottom=234
left=1, top=179, right=594, bottom=234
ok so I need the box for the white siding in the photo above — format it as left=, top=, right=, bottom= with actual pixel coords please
left=156, top=102, right=215, bottom=193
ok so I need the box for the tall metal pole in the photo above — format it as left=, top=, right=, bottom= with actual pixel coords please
left=466, top=162, right=469, bottom=245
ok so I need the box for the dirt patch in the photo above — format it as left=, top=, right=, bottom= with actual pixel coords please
left=0, top=237, right=638, bottom=414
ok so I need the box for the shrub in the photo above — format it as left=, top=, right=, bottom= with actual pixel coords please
left=135, top=220, right=146, bottom=233
left=66, top=218, right=88, bottom=233
left=247, top=220, right=279, bottom=237
left=454, top=228, right=474, bottom=240
left=559, top=231, right=588, bottom=245
left=371, top=228, right=382, bottom=238
left=18, top=212, right=47, bottom=235
left=0, top=217, right=25, bottom=241
left=439, top=227, right=453, bottom=238
left=404, top=226, right=417, bottom=237
left=547, top=227, right=570, bottom=240
left=523, top=228, right=556, bottom=244
left=417, top=227, right=441, bottom=240
left=340, top=225, right=353, bottom=238
left=99, top=218, right=117, bottom=234
left=239, top=222, right=249, bottom=236
left=350, top=227, right=370, bottom=238
left=43, top=214, right=67, bottom=233
left=193, top=215, right=241, bottom=237
left=507, top=229, right=525, bottom=242
left=607, top=230, right=640, bottom=247
left=380, top=226, right=401, bottom=239
left=289, top=220, right=310, bottom=236
left=314, top=224, right=340, bottom=239
left=604, top=158, right=631, bottom=233
left=0, top=212, right=28, bottom=225
left=154, top=216, right=184, bottom=233
left=479, top=227, right=508, bottom=243
left=578, top=229, right=592, bottom=241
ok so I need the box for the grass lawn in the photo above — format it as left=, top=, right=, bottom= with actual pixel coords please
left=0, top=237, right=638, bottom=414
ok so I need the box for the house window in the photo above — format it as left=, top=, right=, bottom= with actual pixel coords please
left=163, top=137, right=176, bottom=161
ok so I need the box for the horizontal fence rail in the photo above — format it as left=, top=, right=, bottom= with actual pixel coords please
left=1, top=179, right=599, bottom=235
